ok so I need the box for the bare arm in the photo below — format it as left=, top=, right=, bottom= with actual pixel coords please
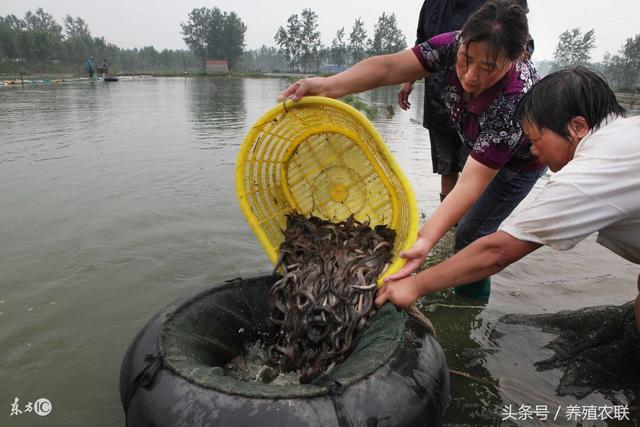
left=397, top=81, right=415, bottom=110
left=421, top=157, right=499, bottom=248
left=376, top=231, right=542, bottom=308
left=277, top=50, right=428, bottom=101
left=386, top=157, right=499, bottom=281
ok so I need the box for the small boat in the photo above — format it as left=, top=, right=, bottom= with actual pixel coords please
left=104, top=76, right=119, bottom=82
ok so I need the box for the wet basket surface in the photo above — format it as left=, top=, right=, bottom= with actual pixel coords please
left=235, top=96, right=418, bottom=283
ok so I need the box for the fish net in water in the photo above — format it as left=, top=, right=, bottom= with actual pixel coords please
left=501, top=301, right=640, bottom=400
left=264, top=213, right=396, bottom=383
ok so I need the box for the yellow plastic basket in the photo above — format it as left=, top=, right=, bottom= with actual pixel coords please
left=235, top=96, right=419, bottom=285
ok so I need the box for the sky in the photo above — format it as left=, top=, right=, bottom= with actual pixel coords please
left=2, top=0, right=640, bottom=61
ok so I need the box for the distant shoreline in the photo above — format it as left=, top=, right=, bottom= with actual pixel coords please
left=1, top=74, right=638, bottom=113
left=0, top=71, right=314, bottom=81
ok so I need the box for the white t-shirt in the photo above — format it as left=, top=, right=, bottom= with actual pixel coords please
left=501, top=115, right=640, bottom=264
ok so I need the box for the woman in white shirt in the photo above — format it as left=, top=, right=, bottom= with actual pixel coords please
left=377, top=67, right=640, bottom=332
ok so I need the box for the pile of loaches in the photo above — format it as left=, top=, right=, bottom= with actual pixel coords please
left=266, top=213, right=395, bottom=383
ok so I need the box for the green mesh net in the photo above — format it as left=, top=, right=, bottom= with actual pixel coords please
left=158, top=275, right=407, bottom=399
left=501, top=301, right=639, bottom=399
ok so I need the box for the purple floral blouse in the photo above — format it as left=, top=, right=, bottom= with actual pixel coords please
left=412, top=31, right=543, bottom=171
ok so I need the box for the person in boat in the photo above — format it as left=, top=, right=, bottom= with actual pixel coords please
left=375, top=67, right=640, bottom=332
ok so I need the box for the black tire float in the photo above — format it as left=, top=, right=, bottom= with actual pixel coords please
left=120, top=275, right=449, bottom=426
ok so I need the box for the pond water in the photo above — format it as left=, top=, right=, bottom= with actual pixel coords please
left=0, top=77, right=637, bottom=426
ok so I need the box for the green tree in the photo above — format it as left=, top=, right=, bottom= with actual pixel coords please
left=63, top=15, right=90, bottom=39
left=3, top=14, right=25, bottom=31
left=62, top=15, right=92, bottom=75
left=16, top=29, right=35, bottom=63
left=139, top=46, right=159, bottom=68
left=604, top=34, right=640, bottom=89
left=12, top=9, right=63, bottom=64
left=369, top=12, right=407, bottom=56
left=0, top=18, right=20, bottom=62
left=30, top=29, right=62, bottom=63
left=348, top=18, right=368, bottom=65
left=1, top=14, right=24, bottom=63
left=0, top=8, right=208, bottom=75
left=274, top=27, right=291, bottom=69
left=330, top=27, right=347, bottom=66
left=239, top=45, right=287, bottom=72
left=181, top=7, right=246, bottom=72
left=553, top=28, right=596, bottom=68
left=181, top=7, right=213, bottom=72
left=205, top=7, right=225, bottom=60
left=275, top=14, right=302, bottom=71
left=24, top=8, right=62, bottom=37
left=0, top=19, right=7, bottom=60
left=159, top=48, right=173, bottom=70
left=299, top=9, right=321, bottom=72
left=220, top=11, right=246, bottom=69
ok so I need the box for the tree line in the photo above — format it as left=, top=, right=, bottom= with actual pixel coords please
left=1, top=6, right=639, bottom=91
left=272, top=9, right=407, bottom=72
left=180, top=7, right=407, bottom=73
left=180, top=6, right=246, bottom=72
left=0, top=8, right=201, bottom=75
left=0, top=6, right=407, bottom=77
left=541, top=27, right=640, bottom=91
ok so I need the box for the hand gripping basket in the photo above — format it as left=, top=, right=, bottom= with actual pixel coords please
left=235, top=96, right=419, bottom=284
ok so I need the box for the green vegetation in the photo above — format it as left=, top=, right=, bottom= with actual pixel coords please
left=180, top=7, right=247, bottom=72
left=368, top=13, right=407, bottom=56
left=275, top=9, right=322, bottom=73
left=553, top=28, right=596, bottom=69
left=549, top=28, right=640, bottom=91
left=340, top=95, right=378, bottom=120
left=273, top=10, right=406, bottom=73
left=0, top=7, right=408, bottom=76
left=0, top=9, right=201, bottom=75
left=2, top=7, right=638, bottom=92
left=329, top=28, right=348, bottom=67
left=603, top=34, right=640, bottom=90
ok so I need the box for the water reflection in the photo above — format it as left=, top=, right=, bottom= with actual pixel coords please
left=186, top=77, right=246, bottom=146
left=365, top=83, right=426, bottom=124
left=365, top=84, right=441, bottom=219
left=0, top=84, right=103, bottom=164
left=419, top=292, right=504, bottom=425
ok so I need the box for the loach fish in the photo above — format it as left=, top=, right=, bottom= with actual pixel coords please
left=266, top=213, right=395, bottom=383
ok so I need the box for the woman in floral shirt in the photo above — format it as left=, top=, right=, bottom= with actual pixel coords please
left=277, top=0, right=545, bottom=298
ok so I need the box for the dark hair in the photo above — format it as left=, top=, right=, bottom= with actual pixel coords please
left=515, top=67, right=626, bottom=139
left=461, top=0, right=529, bottom=61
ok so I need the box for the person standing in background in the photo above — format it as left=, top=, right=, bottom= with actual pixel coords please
left=85, top=56, right=95, bottom=80
left=398, top=0, right=532, bottom=202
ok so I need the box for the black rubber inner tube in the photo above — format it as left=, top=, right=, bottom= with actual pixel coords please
left=119, top=274, right=450, bottom=427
